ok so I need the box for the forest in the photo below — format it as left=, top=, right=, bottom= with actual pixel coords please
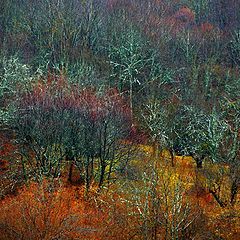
left=0, top=0, right=239, bottom=239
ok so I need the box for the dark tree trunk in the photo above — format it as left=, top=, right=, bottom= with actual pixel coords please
left=85, top=157, right=90, bottom=193
left=209, top=189, right=227, bottom=208
left=98, top=161, right=106, bottom=189
left=90, top=156, right=94, bottom=182
left=68, top=162, right=74, bottom=183
left=107, top=159, right=113, bottom=184
left=230, top=180, right=238, bottom=206
left=169, top=149, right=175, bottom=167
left=196, top=158, right=203, bottom=168
left=66, top=149, right=75, bottom=182
left=195, top=155, right=205, bottom=168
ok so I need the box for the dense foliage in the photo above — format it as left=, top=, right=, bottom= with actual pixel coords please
left=0, top=0, right=239, bottom=239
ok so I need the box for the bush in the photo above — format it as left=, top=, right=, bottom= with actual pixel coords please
left=0, top=181, right=105, bottom=240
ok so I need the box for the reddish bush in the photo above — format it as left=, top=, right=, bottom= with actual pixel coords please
left=200, top=22, right=215, bottom=33
left=165, top=6, right=195, bottom=34
left=174, top=7, right=195, bottom=23
left=0, top=182, right=106, bottom=240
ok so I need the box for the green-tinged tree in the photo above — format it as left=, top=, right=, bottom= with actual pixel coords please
left=142, top=100, right=178, bottom=166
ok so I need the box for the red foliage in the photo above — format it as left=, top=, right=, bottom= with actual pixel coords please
left=0, top=159, right=8, bottom=172
left=0, top=143, right=15, bottom=157
left=188, top=186, right=214, bottom=207
left=126, top=125, right=148, bottom=145
left=164, top=6, right=195, bottom=34
left=0, top=142, right=16, bottom=172
left=174, top=7, right=195, bottom=23
left=21, top=75, right=131, bottom=126
left=0, top=182, right=108, bottom=240
left=191, top=22, right=219, bottom=41
left=199, top=22, right=214, bottom=33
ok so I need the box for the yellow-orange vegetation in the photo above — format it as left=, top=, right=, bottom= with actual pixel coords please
left=0, top=145, right=239, bottom=239
left=0, top=181, right=107, bottom=240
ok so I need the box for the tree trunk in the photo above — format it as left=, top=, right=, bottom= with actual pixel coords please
left=129, top=78, right=134, bottom=118
left=230, top=180, right=238, bottom=206
left=169, top=149, right=175, bottom=167
left=21, top=155, right=28, bottom=181
left=209, top=189, right=226, bottom=208
left=98, top=162, right=106, bottom=189
left=85, top=157, right=90, bottom=194
left=195, top=155, right=205, bottom=168
left=68, top=161, right=74, bottom=183
left=90, top=156, right=94, bottom=182
left=152, top=140, right=159, bottom=160
left=107, top=158, right=114, bottom=185
left=196, top=158, right=203, bottom=168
